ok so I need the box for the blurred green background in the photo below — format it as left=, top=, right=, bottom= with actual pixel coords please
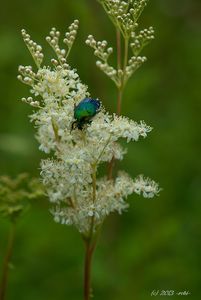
left=0, top=0, right=201, bottom=299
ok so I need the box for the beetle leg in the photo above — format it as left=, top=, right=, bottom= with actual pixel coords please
left=71, top=121, right=77, bottom=132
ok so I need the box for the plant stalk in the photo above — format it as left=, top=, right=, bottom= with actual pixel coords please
left=116, top=29, right=123, bottom=116
left=123, top=38, right=129, bottom=82
left=116, top=29, right=122, bottom=70
left=108, top=32, right=129, bottom=179
left=0, top=223, right=16, bottom=300
left=83, top=164, right=97, bottom=300
left=84, top=238, right=96, bottom=300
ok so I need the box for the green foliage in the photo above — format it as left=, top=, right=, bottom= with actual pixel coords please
left=0, top=174, right=44, bottom=222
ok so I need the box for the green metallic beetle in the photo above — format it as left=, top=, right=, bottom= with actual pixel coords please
left=71, top=98, right=101, bottom=130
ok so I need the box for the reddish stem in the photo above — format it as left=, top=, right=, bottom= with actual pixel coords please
left=116, top=29, right=122, bottom=70
left=84, top=240, right=96, bottom=300
left=0, top=223, right=16, bottom=300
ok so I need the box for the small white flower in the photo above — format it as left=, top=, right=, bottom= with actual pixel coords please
left=19, top=24, right=160, bottom=235
left=133, top=175, right=161, bottom=198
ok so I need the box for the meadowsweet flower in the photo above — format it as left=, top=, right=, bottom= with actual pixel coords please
left=19, top=21, right=160, bottom=236
left=14, top=0, right=162, bottom=298
left=133, top=175, right=161, bottom=198
left=87, top=0, right=155, bottom=87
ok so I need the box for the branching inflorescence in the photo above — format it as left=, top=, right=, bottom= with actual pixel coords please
left=18, top=2, right=160, bottom=299
left=18, top=19, right=160, bottom=236
left=86, top=0, right=154, bottom=89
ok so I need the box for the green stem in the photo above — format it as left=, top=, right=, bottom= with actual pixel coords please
left=0, top=223, right=16, bottom=300
left=96, top=135, right=112, bottom=165
left=91, top=165, right=96, bottom=204
left=108, top=83, right=123, bottom=179
left=116, top=87, right=123, bottom=117
left=51, top=117, right=61, bottom=153
left=116, top=29, right=123, bottom=116
left=25, top=44, right=40, bottom=69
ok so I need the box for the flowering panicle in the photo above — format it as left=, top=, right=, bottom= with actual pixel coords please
left=86, top=0, right=154, bottom=87
left=46, top=20, right=79, bottom=66
left=85, top=36, right=119, bottom=85
left=21, top=29, right=44, bottom=68
left=98, top=0, right=149, bottom=37
left=133, top=175, right=161, bottom=198
left=130, top=26, right=155, bottom=56
left=19, top=20, right=160, bottom=235
left=63, top=20, right=79, bottom=57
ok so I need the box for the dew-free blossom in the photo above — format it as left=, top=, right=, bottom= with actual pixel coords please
left=18, top=21, right=160, bottom=235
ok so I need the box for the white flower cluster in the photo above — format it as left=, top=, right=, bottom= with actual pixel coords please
left=130, top=26, right=155, bottom=56
left=87, top=0, right=154, bottom=87
left=133, top=175, right=161, bottom=198
left=98, top=0, right=149, bottom=37
left=46, top=20, right=79, bottom=64
left=21, top=29, right=44, bottom=68
left=19, top=22, right=160, bottom=235
left=85, top=36, right=119, bottom=85
left=125, top=55, right=147, bottom=81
